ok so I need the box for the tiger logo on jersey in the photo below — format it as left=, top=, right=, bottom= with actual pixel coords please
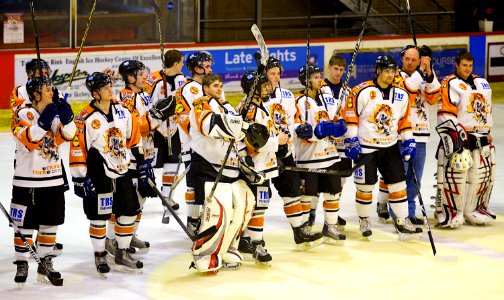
left=37, top=135, right=59, bottom=161
left=267, top=103, right=288, bottom=133
left=314, top=110, right=330, bottom=124
left=467, top=93, right=488, bottom=124
left=103, top=127, right=127, bottom=160
left=414, top=95, right=428, bottom=122
left=368, top=104, right=393, bottom=136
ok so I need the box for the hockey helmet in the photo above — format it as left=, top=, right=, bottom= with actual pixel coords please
left=26, top=76, right=53, bottom=101
left=298, top=64, right=321, bottom=87
left=240, top=71, right=269, bottom=95
left=25, top=58, right=51, bottom=76
left=375, top=55, right=397, bottom=75
left=86, top=72, right=112, bottom=93
left=266, top=56, right=283, bottom=74
left=245, top=123, right=270, bottom=150
left=185, top=51, right=214, bottom=74
left=118, top=60, right=148, bottom=82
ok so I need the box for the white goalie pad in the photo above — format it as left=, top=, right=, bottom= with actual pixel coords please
left=207, top=114, right=245, bottom=141
left=191, top=182, right=233, bottom=273
left=435, top=146, right=468, bottom=228
left=219, top=179, right=255, bottom=254
left=464, top=145, right=496, bottom=225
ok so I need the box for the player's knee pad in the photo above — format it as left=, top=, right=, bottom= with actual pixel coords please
left=219, top=180, right=254, bottom=253
left=436, top=163, right=468, bottom=228
left=192, top=182, right=233, bottom=273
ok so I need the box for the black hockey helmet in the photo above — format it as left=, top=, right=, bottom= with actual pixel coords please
left=240, top=71, right=269, bottom=95
left=266, top=56, right=283, bottom=74
left=118, top=60, right=148, bottom=82
left=86, top=72, right=112, bottom=94
left=185, top=51, right=214, bottom=74
left=298, top=64, right=321, bottom=86
left=26, top=76, right=53, bottom=101
left=25, top=58, right=51, bottom=76
left=245, top=123, right=270, bottom=150
left=375, top=55, right=397, bottom=75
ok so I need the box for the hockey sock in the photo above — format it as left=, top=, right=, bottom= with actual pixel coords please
left=115, top=215, right=136, bottom=249
left=377, top=178, right=389, bottom=205
left=388, top=181, right=408, bottom=220
left=89, top=220, right=107, bottom=253
left=282, top=197, right=303, bottom=228
left=161, top=162, right=178, bottom=197
left=134, top=212, right=142, bottom=234
left=14, top=228, right=34, bottom=261
left=300, top=195, right=315, bottom=224
left=106, top=214, right=116, bottom=239
left=322, top=193, right=340, bottom=225
left=247, top=208, right=266, bottom=242
left=355, top=184, right=374, bottom=218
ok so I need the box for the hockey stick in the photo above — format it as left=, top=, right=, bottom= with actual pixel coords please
left=340, top=0, right=373, bottom=100
left=279, top=154, right=372, bottom=177
left=304, top=0, right=311, bottom=122
left=161, top=160, right=188, bottom=224
left=206, top=24, right=269, bottom=204
left=0, top=201, right=64, bottom=286
left=65, top=0, right=97, bottom=99
left=150, top=0, right=173, bottom=155
left=404, top=0, right=417, bottom=47
left=148, top=178, right=216, bottom=242
left=28, top=0, right=42, bottom=74
left=409, top=160, right=458, bottom=262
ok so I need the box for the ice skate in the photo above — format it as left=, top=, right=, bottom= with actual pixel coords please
left=252, top=240, right=272, bottom=267
left=53, top=242, right=63, bottom=256
left=187, top=218, right=200, bottom=238
left=14, top=260, right=28, bottom=288
left=105, top=238, right=118, bottom=256
left=114, top=248, right=143, bottom=274
left=336, top=215, right=346, bottom=231
left=130, top=235, right=150, bottom=253
left=94, top=251, right=110, bottom=278
left=293, top=222, right=324, bottom=251
left=221, top=248, right=242, bottom=270
left=36, top=255, right=61, bottom=284
left=359, top=217, right=372, bottom=240
left=377, top=203, right=390, bottom=224
left=395, top=218, right=423, bottom=241
left=408, top=216, right=425, bottom=226
left=322, top=223, right=346, bottom=245
left=161, top=207, right=170, bottom=224
left=306, top=209, right=316, bottom=229
left=238, top=236, right=255, bottom=260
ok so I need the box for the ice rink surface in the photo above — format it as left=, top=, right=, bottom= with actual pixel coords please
left=0, top=105, right=503, bottom=299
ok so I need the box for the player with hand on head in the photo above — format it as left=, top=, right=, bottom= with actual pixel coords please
left=342, top=55, right=422, bottom=240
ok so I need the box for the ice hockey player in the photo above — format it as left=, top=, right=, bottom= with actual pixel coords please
left=144, top=50, right=186, bottom=222
left=70, top=72, right=147, bottom=275
left=175, top=51, right=216, bottom=236
left=112, top=60, right=171, bottom=254
left=189, top=73, right=263, bottom=272
left=436, top=50, right=495, bottom=227
left=376, top=45, right=441, bottom=226
left=294, top=65, right=347, bottom=244
left=10, top=76, right=76, bottom=287
left=342, top=55, right=422, bottom=240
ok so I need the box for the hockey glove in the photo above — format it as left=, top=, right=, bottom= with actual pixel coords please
left=38, top=103, right=58, bottom=131
left=344, top=137, right=362, bottom=161
left=419, top=45, right=433, bottom=58
left=138, top=159, right=155, bottom=187
left=149, top=96, right=175, bottom=120
left=56, top=100, right=74, bottom=125
left=314, top=119, right=347, bottom=139
left=238, top=155, right=266, bottom=185
left=295, top=123, right=313, bottom=140
left=401, top=139, right=417, bottom=162
left=52, top=87, right=63, bottom=104
left=73, top=175, right=96, bottom=199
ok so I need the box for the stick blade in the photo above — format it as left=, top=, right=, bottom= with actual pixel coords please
left=251, top=24, right=269, bottom=65
left=435, top=254, right=458, bottom=263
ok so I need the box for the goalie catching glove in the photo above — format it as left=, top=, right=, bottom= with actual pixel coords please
left=149, top=96, right=176, bottom=120
left=436, top=119, right=468, bottom=157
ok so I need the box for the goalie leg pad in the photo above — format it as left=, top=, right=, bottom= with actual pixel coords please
left=191, top=182, right=233, bottom=273
left=436, top=150, right=468, bottom=228
left=464, top=146, right=496, bottom=225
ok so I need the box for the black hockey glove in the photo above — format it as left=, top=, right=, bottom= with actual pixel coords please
left=56, top=100, right=74, bottom=125
left=38, top=103, right=58, bottom=131
left=150, top=96, right=175, bottom=120
left=73, top=175, right=96, bottom=199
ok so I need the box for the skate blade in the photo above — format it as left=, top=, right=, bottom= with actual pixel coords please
left=397, top=233, right=424, bottom=241
left=239, top=253, right=255, bottom=262
left=131, top=247, right=149, bottom=254
left=323, top=237, right=345, bottom=246
left=98, top=272, right=108, bottom=279
left=296, top=238, right=325, bottom=251
left=222, top=262, right=241, bottom=270
left=434, top=254, right=458, bottom=263
left=17, top=282, right=25, bottom=289
left=36, top=274, right=82, bottom=286
left=254, top=261, right=271, bottom=268
left=111, top=264, right=143, bottom=274
left=360, top=235, right=372, bottom=241
left=336, top=225, right=345, bottom=232
left=378, top=217, right=389, bottom=224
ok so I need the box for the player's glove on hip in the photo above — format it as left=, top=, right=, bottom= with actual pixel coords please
left=344, top=137, right=362, bottom=161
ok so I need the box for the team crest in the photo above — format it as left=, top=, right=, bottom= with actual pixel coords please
left=368, top=104, right=393, bottom=136
left=467, top=93, right=488, bottom=124
left=103, top=127, right=127, bottom=160
left=370, top=91, right=376, bottom=100
left=27, top=111, right=34, bottom=121
left=91, top=119, right=101, bottom=129
left=37, top=135, right=59, bottom=161
left=314, top=111, right=329, bottom=124
left=190, top=86, right=199, bottom=95
left=268, top=103, right=288, bottom=132
left=459, top=83, right=467, bottom=90
left=415, top=96, right=427, bottom=121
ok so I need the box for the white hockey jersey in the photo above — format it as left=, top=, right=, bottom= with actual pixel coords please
left=12, top=106, right=76, bottom=187
left=321, top=81, right=348, bottom=156
left=294, top=91, right=340, bottom=168
left=397, top=68, right=441, bottom=143
left=190, top=96, right=240, bottom=178
left=342, top=80, right=414, bottom=153
left=70, top=99, right=141, bottom=179
left=438, top=74, right=492, bottom=137
left=269, top=87, right=296, bottom=158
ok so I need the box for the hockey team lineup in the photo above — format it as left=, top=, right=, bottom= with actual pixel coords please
left=1, top=0, right=503, bottom=299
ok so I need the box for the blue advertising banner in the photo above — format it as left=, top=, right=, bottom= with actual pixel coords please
left=179, top=45, right=325, bottom=84
left=335, top=46, right=467, bottom=88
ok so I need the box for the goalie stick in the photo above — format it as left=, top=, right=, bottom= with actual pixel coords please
left=205, top=24, right=269, bottom=204
left=0, top=201, right=64, bottom=286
